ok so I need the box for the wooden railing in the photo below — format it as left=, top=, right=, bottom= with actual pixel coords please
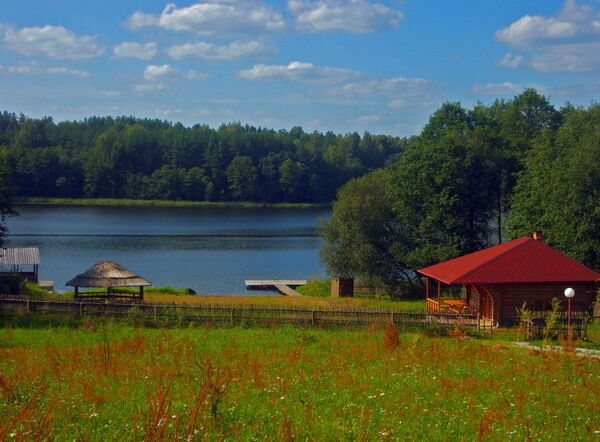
left=426, top=297, right=474, bottom=314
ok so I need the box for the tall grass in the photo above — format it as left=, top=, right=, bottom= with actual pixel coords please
left=0, top=317, right=598, bottom=440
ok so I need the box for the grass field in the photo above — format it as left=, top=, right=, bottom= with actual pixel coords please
left=16, top=197, right=329, bottom=209
left=143, top=292, right=426, bottom=311
left=0, top=314, right=598, bottom=440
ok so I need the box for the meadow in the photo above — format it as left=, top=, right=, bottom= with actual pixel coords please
left=0, top=314, right=598, bottom=440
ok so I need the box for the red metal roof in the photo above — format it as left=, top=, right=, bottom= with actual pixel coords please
left=418, top=237, right=600, bottom=285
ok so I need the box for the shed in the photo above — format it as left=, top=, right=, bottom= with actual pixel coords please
left=418, top=234, right=600, bottom=325
left=66, top=260, right=151, bottom=301
left=0, top=247, right=40, bottom=282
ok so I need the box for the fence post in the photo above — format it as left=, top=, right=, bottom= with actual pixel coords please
left=154, top=306, right=157, bottom=321
left=79, top=302, right=83, bottom=315
left=311, top=310, right=316, bottom=326
left=230, top=308, right=234, bottom=324
left=26, top=300, right=30, bottom=312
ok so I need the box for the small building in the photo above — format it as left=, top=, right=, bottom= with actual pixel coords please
left=66, top=260, right=151, bottom=301
left=418, top=234, right=600, bottom=325
left=0, top=247, right=40, bottom=283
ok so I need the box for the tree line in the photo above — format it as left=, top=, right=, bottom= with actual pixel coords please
left=0, top=114, right=406, bottom=203
left=321, top=89, right=600, bottom=294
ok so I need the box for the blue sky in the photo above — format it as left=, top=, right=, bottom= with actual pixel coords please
left=1, top=0, right=600, bottom=136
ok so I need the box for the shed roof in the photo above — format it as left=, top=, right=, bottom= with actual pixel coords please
left=418, top=237, right=600, bottom=285
left=66, top=260, right=151, bottom=288
left=0, top=247, right=40, bottom=266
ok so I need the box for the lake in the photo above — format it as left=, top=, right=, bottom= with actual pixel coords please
left=5, top=204, right=330, bottom=294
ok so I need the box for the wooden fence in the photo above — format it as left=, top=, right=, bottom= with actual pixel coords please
left=0, top=296, right=494, bottom=333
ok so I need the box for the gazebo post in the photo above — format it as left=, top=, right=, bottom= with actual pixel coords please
left=426, top=277, right=430, bottom=300
left=74, top=286, right=78, bottom=299
left=140, top=286, right=144, bottom=301
left=437, top=280, right=441, bottom=307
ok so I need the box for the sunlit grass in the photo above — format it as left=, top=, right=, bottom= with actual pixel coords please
left=0, top=317, right=598, bottom=440
left=144, top=292, right=426, bottom=311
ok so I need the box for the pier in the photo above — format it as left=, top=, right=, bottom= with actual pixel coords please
left=245, top=280, right=307, bottom=297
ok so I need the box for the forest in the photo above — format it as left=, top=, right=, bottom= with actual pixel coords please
left=0, top=113, right=405, bottom=203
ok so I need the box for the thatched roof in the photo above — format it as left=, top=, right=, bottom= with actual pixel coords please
left=66, top=260, right=151, bottom=288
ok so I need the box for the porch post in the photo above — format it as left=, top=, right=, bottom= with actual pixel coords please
left=437, top=280, right=441, bottom=306
left=426, top=278, right=430, bottom=299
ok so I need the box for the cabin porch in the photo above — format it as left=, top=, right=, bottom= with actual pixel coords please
left=424, top=278, right=481, bottom=316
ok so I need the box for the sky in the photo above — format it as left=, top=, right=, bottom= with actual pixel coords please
left=1, top=0, right=600, bottom=136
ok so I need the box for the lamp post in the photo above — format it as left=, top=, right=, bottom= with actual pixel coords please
left=564, top=288, right=575, bottom=341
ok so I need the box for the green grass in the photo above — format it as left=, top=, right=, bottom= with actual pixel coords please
left=296, top=279, right=331, bottom=297
left=297, top=279, right=426, bottom=311
left=21, top=282, right=51, bottom=297
left=0, top=315, right=598, bottom=440
left=16, top=197, right=329, bottom=209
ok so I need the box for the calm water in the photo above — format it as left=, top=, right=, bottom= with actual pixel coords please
left=5, top=204, right=330, bottom=294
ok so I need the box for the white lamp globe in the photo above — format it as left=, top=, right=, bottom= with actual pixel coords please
left=564, top=288, right=575, bottom=298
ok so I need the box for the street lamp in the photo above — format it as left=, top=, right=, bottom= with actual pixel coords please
left=564, top=288, right=575, bottom=340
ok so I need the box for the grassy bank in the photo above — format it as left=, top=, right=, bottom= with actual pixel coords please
left=0, top=317, right=598, bottom=440
left=16, top=197, right=330, bottom=209
left=143, top=292, right=426, bottom=311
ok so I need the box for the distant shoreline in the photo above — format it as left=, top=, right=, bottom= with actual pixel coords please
left=15, top=197, right=331, bottom=209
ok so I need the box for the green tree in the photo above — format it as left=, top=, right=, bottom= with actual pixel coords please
left=0, top=160, right=15, bottom=246
left=508, top=104, right=600, bottom=270
left=279, top=159, right=306, bottom=202
left=320, top=170, right=413, bottom=295
left=226, top=156, right=257, bottom=201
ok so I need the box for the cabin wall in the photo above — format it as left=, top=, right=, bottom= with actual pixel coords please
left=491, top=282, right=597, bottom=325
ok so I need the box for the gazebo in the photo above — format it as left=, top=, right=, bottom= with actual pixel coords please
left=66, top=260, right=151, bottom=301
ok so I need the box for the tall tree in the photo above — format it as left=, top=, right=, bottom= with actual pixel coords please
left=0, top=160, right=15, bottom=246
left=226, top=156, right=257, bottom=201
left=320, top=170, right=413, bottom=294
left=508, top=104, right=600, bottom=270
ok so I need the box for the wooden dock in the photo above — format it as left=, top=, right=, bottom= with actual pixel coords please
left=245, top=280, right=307, bottom=297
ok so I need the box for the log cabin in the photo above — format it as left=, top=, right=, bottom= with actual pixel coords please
left=418, top=233, right=600, bottom=326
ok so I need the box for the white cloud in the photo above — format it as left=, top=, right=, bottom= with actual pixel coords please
left=468, top=82, right=549, bottom=96
left=0, top=24, right=103, bottom=60
left=238, top=61, right=361, bottom=83
left=167, top=40, right=275, bottom=60
left=495, top=15, right=577, bottom=48
left=289, top=0, right=403, bottom=33
left=495, top=0, right=600, bottom=72
left=136, top=64, right=208, bottom=93
left=496, top=52, right=524, bottom=68
left=324, top=76, right=431, bottom=99
left=143, top=64, right=207, bottom=81
left=468, top=82, right=522, bottom=96
left=529, top=41, right=600, bottom=72
left=124, top=11, right=159, bottom=29
left=126, top=1, right=286, bottom=37
left=0, top=63, right=90, bottom=78
left=114, top=42, right=157, bottom=60
left=134, top=83, right=167, bottom=93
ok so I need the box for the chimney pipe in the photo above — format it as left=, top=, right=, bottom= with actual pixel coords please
left=532, top=231, right=543, bottom=242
